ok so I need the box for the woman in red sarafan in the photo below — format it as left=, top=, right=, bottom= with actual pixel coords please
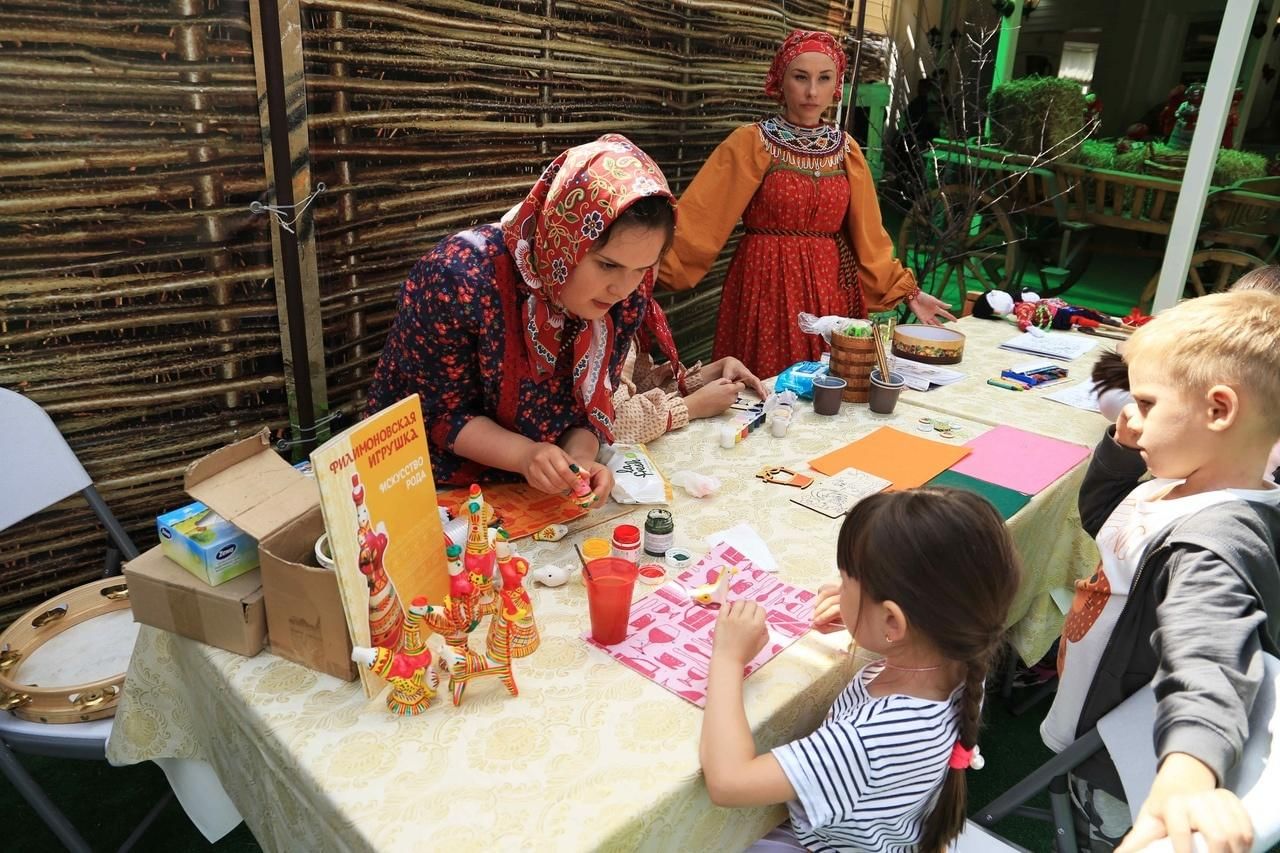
left=367, top=134, right=680, bottom=500
left=659, top=30, right=955, bottom=379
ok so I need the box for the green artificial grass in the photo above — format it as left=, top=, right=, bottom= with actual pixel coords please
left=1077, top=139, right=1267, bottom=186
left=988, top=76, right=1088, bottom=159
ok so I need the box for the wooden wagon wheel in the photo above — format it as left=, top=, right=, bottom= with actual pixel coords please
left=1139, top=249, right=1265, bottom=307
left=896, top=184, right=1018, bottom=302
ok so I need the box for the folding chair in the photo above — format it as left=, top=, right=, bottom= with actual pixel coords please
left=975, top=652, right=1280, bottom=853
left=0, top=388, right=171, bottom=852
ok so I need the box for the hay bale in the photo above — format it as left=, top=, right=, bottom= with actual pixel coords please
left=987, top=76, right=1087, bottom=159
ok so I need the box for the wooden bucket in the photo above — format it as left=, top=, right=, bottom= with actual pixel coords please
left=828, top=331, right=876, bottom=402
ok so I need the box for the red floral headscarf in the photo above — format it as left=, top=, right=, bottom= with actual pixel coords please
left=764, top=29, right=848, bottom=101
left=500, top=134, right=680, bottom=442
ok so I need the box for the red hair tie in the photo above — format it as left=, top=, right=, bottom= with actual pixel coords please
left=948, top=742, right=984, bottom=771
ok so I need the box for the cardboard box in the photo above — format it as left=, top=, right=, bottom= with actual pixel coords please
left=257, top=505, right=356, bottom=680
left=185, top=430, right=356, bottom=681
left=156, top=501, right=259, bottom=586
left=125, top=545, right=267, bottom=657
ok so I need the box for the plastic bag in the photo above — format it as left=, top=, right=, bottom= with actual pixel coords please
left=670, top=470, right=721, bottom=498
left=601, top=443, right=672, bottom=504
left=798, top=312, right=871, bottom=343
left=773, top=361, right=829, bottom=400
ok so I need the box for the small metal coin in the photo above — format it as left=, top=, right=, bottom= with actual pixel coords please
left=939, top=430, right=956, bottom=439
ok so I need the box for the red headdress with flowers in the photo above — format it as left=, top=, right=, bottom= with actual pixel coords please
left=500, top=134, right=680, bottom=441
left=764, top=29, right=848, bottom=101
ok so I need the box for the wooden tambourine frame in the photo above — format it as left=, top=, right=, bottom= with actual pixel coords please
left=0, top=577, right=131, bottom=724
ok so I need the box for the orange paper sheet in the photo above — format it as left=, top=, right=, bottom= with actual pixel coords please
left=808, top=426, right=972, bottom=489
left=436, top=483, right=588, bottom=540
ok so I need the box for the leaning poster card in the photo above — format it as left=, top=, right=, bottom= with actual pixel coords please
left=311, top=394, right=449, bottom=696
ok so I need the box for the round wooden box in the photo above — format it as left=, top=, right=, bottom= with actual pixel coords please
left=828, top=330, right=876, bottom=402
left=892, top=324, right=966, bottom=365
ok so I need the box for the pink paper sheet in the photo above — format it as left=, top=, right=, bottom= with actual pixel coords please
left=949, top=424, right=1091, bottom=496
left=585, top=543, right=815, bottom=707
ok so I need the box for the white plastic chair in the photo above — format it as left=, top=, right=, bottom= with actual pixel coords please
left=976, top=652, right=1280, bottom=853
left=0, top=387, right=169, bottom=852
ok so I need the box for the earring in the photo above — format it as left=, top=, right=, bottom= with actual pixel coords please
left=884, top=634, right=893, bottom=644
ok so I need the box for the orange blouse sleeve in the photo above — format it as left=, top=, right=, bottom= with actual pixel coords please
left=843, top=136, right=917, bottom=312
left=657, top=125, right=772, bottom=291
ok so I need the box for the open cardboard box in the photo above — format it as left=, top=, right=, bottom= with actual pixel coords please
left=184, top=429, right=356, bottom=680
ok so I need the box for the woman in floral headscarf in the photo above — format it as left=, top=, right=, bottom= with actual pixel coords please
left=658, top=29, right=955, bottom=379
left=368, top=135, right=679, bottom=499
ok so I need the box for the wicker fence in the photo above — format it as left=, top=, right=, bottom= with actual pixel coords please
left=0, top=0, right=863, bottom=626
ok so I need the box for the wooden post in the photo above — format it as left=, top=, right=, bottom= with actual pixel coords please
left=248, top=0, right=329, bottom=451
left=1152, top=0, right=1256, bottom=312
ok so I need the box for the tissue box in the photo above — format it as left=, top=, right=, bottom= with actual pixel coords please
left=157, top=501, right=259, bottom=586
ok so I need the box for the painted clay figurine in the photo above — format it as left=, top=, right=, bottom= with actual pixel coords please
left=690, top=566, right=739, bottom=607
left=352, top=473, right=405, bottom=650
left=531, top=563, right=570, bottom=587
left=351, top=597, right=438, bottom=715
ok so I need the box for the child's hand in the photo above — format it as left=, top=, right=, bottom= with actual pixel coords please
left=520, top=442, right=582, bottom=495
left=716, top=358, right=768, bottom=400
left=1115, top=402, right=1142, bottom=450
left=812, top=582, right=846, bottom=634
left=711, top=600, right=768, bottom=667
left=685, top=377, right=745, bottom=420
left=1116, top=754, right=1253, bottom=853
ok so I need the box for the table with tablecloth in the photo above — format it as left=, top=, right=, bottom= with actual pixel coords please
left=107, top=325, right=1109, bottom=853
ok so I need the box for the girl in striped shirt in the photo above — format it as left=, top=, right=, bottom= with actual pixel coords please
left=701, top=488, right=1021, bottom=852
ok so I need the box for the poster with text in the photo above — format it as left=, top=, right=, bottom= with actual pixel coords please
left=311, top=394, right=448, bottom=696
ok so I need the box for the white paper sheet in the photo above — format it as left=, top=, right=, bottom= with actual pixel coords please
left=999, top=330, right=1098, bottom=361
left=704, top=522, right=779, bottom=572
left=888, top=355, right=966, bottom=392
left=1042, top=381, right=1102, bottom=414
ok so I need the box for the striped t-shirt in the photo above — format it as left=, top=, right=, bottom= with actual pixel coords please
left=772, top=662, right=962, bottom=853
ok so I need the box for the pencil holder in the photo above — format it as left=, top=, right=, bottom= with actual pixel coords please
left=828, top=331, right=875, bottom=402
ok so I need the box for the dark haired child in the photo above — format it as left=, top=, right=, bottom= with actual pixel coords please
left=700, top=488, right=1021, bottom=852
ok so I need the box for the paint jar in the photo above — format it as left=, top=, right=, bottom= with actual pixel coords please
left=581, top=537, right=612, bottom=563
left=643, top=509, right=674, bottom=557
left=719, top=423, right=737, bottom=449
left=611, top=524, right=642, bottom=565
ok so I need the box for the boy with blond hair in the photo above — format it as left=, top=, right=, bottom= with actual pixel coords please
left=1043, top=290, right=1280, bottom=852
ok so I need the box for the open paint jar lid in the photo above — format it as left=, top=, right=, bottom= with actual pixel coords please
left=664, top=547, right=693, bottom=571
left=637, top=563, right=668, bottom=585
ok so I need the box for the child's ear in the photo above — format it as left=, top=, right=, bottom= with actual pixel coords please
left=1205, top=384, right=1240, bottom=431
left=882, top=601, right=909, bottom=644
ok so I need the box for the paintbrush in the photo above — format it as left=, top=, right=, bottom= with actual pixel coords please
left=871, top=321, right=892, bottom=383
left=574, top=542, right=592, bottom=581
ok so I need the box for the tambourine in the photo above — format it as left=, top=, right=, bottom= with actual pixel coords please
left=0, top=577, right=139, bottom=724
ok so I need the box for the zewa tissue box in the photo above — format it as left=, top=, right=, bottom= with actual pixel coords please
left=157, top=501, right=259, bottom=586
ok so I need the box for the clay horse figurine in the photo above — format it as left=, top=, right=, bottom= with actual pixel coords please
left=423, top=542, right=517, bottom=706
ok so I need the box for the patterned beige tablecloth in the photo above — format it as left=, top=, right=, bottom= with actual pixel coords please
left=108, top=386, right=1099, bottom=852
left=898, top=314, right=1119, bottom=447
